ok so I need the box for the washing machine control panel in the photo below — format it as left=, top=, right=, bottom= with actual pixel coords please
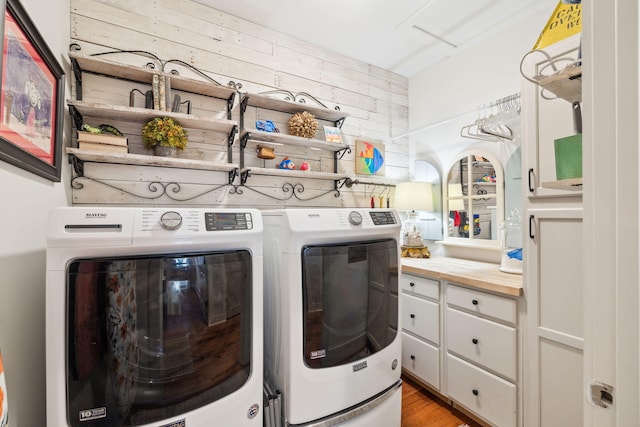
left=205, top=212, right=253, bottom=230
left=369, top=211, right=397, bottom=225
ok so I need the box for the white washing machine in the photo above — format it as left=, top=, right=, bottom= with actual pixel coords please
left=262, top=208, right=402, bottom=427
left=46, top=207, right=263, bottom=427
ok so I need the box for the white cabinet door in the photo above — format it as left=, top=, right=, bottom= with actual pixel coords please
left=524, top=207, right=583, bottom=427
left=521, top=34, right=583, bottom=199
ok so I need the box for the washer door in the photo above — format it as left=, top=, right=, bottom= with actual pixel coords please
left=301, top=239, right=398, bottom=369
left=66, top=250, right=252, bottom=427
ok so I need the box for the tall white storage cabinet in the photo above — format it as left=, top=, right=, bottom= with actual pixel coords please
left=521, top=33, right=584, bottom=426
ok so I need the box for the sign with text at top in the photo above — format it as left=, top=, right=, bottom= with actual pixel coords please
left=533, top=1, right=582, bottom=50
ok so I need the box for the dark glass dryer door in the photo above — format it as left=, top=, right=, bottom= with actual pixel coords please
left=66, top=250, right=252, bottom=427
left=302, top=239, right=398, bottom=369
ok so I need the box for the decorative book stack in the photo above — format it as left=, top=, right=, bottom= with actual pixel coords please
left=323, top=125, right=343, bottom=143
left=77, top=131, right=128, bottom=153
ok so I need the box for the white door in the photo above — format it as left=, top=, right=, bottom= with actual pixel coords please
left=583, top=1, right=639, bottom=426
left=525, top=208, right=584, bottom=427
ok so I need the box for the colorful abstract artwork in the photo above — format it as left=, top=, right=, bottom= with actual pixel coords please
left=355, top=139, right=385, bottom=176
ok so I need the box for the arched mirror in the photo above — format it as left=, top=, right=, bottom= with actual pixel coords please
left=445, top=151, right=504, bottom=247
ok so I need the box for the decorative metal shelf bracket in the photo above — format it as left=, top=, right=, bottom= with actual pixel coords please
left=251, top=89, right=346, bottom=127
left=240, top=132, right=250, bottom=150
left=243, top=182, right=340, bottom=201
left=240, top=96, right=250, bottom=115
left=70, top=175, right=233, bottom=202
left=336, top=147, right=352, bottom=160
left=225, top=91, right=237, bottom=118
left=240, top=169, right=251, bottom=186
left=335, top=177, right=351, bottom=190
left=334, top=117, right=346, bottom=129
left=226, top=125, right=238, bottom=163
left=258, top=89, right=335, bottom=110
left=70, top=154, right=84, bottom=176
left=228, top=168, right=239, bottom=185
left=68, top=104, right=84, bottom=129
left=228, top=125, right=238, bottom=147
left=70, top=57, right=83, bottom=100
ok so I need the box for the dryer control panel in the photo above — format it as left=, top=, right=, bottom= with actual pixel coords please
left=205, top=212, right=253, bottom=230
left=369, top=211, right=397, bottom=225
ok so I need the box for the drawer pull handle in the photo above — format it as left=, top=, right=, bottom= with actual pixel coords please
left=472, top=299, right=479, bottom=305
left=410, top=355, right=415, bottom=361
left=409, top=282, right=415, bottom=287
left=410, top=314, right=415, bottom=319
left=472, top=389, right=479, bottom=396
left=472, top=338, right=478, bottom=345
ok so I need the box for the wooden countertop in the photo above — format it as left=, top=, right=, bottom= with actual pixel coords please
left=401, top=256, right=523, bottom=297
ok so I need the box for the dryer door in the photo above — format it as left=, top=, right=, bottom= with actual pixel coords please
left=66, top=250, right=252, bottom=427
left=301, top=239, right=399, bottom=369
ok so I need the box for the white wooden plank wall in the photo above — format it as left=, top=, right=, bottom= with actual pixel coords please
left=69, top=0, right=410, bottom=208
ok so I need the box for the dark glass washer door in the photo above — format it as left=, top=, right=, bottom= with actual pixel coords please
left=66, top=250, right=252, bottom=427
left=302, top=239, right=398, bottom=369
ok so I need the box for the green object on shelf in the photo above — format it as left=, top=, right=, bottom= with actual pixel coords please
left=554, top=133, right=582, bottom=180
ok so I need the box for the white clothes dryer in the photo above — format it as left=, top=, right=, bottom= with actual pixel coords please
left=46, top=207, right=263, bottom=427
left=262, top=208, right=402, bottom=427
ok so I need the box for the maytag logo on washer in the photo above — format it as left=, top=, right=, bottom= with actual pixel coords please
left=159, top=419, right=185, bottom=427
left=353, top=361, right=367, bottom=372
left=310, top=349, right=326, bottom=359
left=85, top=212, right=107, bottom=218
left=78, top=407, right=106, bottom=421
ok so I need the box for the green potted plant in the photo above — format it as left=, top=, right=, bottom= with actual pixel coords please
left=141, top=116, right=188, bottom=157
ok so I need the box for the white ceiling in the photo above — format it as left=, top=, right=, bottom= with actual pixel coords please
left=195, top=0, right=546, bottom=77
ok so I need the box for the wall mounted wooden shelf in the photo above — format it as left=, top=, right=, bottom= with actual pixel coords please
left=68, top=100, right=238, bottom=136
left=69, top=51, right=237, bottom=104
left=241, top=92, right=349, bottom=125
left=66, top=147, right=239, bottom=173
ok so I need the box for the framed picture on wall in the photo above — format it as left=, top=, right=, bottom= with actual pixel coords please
left=0, top=0, right=65, bottom=181
left=355, top=139, right=385, bottom=176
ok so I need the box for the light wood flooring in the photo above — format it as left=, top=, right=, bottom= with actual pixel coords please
left=401, top=375, right=482, bottom=427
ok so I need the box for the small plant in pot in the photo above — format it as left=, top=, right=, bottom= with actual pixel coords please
left=142, top=116, right=188, bottom=157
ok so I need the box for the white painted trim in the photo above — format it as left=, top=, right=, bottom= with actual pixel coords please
left=583, top=0, right=640, bottom=425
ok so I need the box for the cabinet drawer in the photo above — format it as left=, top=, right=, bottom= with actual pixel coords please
left=402, top=294, right=439, bottom=344
left=401, top=274, right=439, bottom=301
left=446, top=307, right=516, bottom=381
left=447, top=283, right=517, bottom=325
left=402, top=332, right=439, bottom=390
left=447, top=354, right=517, bottom=427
